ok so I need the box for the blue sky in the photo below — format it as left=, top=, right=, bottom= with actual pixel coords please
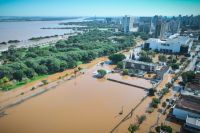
left=0, top=0, right=199, bottom=16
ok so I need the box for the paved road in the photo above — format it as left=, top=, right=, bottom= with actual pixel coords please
left=184, top=56, right=197, bottom=71
left=184, top=44, right=200, bottom=72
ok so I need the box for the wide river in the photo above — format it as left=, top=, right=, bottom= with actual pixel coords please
left=0, top=62, right=148, bottom=133
left=0, top=18, right=85, bottom=42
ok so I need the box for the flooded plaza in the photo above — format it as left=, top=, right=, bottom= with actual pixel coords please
left=0, top=61, right=149, bottom=133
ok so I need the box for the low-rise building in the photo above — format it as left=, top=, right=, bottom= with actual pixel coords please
left=186, top=73, right=200, bottom=91
left=123, top=58, right=169, bottom=79
left=170, top=73, right=200, bottom=132
left=184, top=115, right=200, bottom=133
left=143, top=34, right=193, bottom=54
left=156, top=66, right=169, bottom=80
left=171, top=95, right=200, bottom=121
left=172, top=94, right=200, bottom=133
left=123, top=59, right=157, bottom=72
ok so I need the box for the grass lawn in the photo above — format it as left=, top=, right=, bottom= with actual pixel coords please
left=1, top=75, right=48, bottom=91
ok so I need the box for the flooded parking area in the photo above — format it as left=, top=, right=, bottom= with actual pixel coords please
left=107, top=73, right=153, bottom=89
left=0, top=64, right=147, bottom=133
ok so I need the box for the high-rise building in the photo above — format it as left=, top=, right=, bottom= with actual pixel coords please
left=105, top=17, right=112, bottom=24
left=138, top=17, right=152, bottom=34
left=154, top=20, right=170, bottom=40
left=160, top=21, right=170, bottom=40
left=122, top=15, right=134, bottom=33
left=155, top=21, right=161, bottom=38
left=168, top=18, right=180, bottom=34
left=122, top=15, right=133, bottom=33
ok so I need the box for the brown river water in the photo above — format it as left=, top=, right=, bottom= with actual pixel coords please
left=0, top=63, right=147, bottom=133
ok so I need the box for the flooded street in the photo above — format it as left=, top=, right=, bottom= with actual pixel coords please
left=0, top=63, right=146, bottom=133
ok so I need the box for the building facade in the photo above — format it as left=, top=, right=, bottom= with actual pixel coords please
left=138, top=17, right=152, bottom=34
left=122, top=59, right=157, bottom=72
left=144, top=34, right=193, bottom=53
left=122, top=15, right=138, bottom=33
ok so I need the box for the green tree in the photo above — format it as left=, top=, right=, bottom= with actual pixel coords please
left=122, top=69, right=129, bottom=75
left=148, top=88, right=156, bottom=96
left=128, top=124, right=139, bottom=133
left=24, top=68, right=36, bottom=78
left=181, top=71, right=195, bottom=83
left=97, top=69, right=107, bottom=78
left=0, top=77, right=9, bottom=86
left=170, top=63, right=179, bottom=70
left=35, top=65, right=48, bottom=74
left=25, top=60, right=39, bottom=70
left=137, top=115, right=146, bottom=124
left=0, top=66, right=13, bottom=79
left=109, top=53, right=126, bottom=64
left=117, top=61, right=123, bottom=69
left=139, top=50, right=152, bottom=63
left=155, top=124, right=172, bottom=133
left=55, top=40, right=67, bottom=48
left=60, top=61, right=68, bottom=72
left=45, top=58, right=61, bottom=73
left=13, top=70, right=24, bottom=81
left=158, top=54, right=167, bottom=62
left=151, top=98, right=160, bottom=108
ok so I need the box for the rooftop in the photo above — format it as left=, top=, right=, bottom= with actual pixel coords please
left=167, top=36, right=191, bottom=45
left=186, top=73, right=200, bottom=91
left=176, top=96, right=200, bottom=114
left=123, top=59, right=157, bottom=67
left=146, top=34, right=192, bottom=46
left=181, top=89, right=200, bottom=98
left=186, top=115, right=200, bottom=128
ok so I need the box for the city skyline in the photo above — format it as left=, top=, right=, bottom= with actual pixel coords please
left=0, top=0, right=200, bottom=17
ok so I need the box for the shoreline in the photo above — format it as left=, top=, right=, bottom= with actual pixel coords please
left=0, top=32, right=79, bottom=52
left=0, top=45, right=181, bottom=132
left=0, top=38, right=142, bottom=112
left=0, top=46, right=133, bottom=113
left=0, top=17, right=86, bottom=52
left=0, top=56, right=109, bottom=112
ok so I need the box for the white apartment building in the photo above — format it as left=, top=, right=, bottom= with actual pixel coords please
left=144, top=34, right=193, bottom=53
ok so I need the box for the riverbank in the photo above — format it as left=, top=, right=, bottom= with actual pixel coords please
left=0, top=56, right=108, bottom=110
left=0, top=17, right=87, bottom=51
left=0, top=34, right=142, bottom=112
left=0, top=32, right=78, bottom=52
left=0, top=46, right=132, bottom=110
left=0, top=36, right=145, bottom=133
left=0, top=54, right=181, bottom=133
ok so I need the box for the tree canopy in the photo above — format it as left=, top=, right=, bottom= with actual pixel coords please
left=181, top=71, right=195, bottom=83
left=97, top=69, right=107, bottom=78
left=109, top=53, right=126, bottom=64
left=0, top=29, right=136, bottom=90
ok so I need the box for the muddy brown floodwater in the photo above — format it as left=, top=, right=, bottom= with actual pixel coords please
left=0, top=64, right=147, bottom=133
